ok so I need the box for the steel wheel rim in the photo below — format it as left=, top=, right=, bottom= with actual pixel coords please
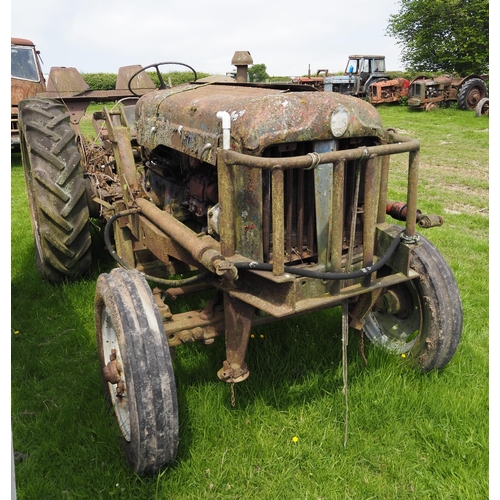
left=467, top=87, right=482, bottom=108
left=101, top=306, right=131, bottom=441
left=363, top=281, right=422, bottom=354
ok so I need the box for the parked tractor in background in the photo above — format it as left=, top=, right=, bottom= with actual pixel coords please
left=11, top=38, right=46, bottom=150
left=368, top=77, right=410, bottom=105
left=18, top=50, right=462, bottom=475
left=292, top=67, right=330, bottom=90
left=407, top=74, right=488, bottom=111
left=323, top=55, right=390, bottom=98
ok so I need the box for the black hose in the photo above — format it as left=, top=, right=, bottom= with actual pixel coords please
left=103, top=210, right=210, bottom=287
left=104, top=210, right=137, bottom=270
left=233, top=229, right=405, bottom=280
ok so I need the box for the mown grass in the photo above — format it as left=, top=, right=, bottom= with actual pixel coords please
left=11, top=104, right=488, bottom=499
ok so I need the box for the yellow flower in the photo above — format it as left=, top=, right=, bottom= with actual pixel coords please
left=260, top=334, right=264, bottom=339
left=292, top=436, right=299, bottom=443
left=401, top=353, right=406, bottom=358
left=251, top=334, right=255, bottom=338
left=13, top=330, right=19, bottom=335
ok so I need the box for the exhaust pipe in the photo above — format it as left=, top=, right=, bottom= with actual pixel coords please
left=231, top=51, right=253, bottom=83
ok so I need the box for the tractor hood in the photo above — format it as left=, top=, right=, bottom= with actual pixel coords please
left=135, top=82, right=384, bottom=165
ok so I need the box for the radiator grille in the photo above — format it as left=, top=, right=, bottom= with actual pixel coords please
left=262, top=143, right=317, bottom=264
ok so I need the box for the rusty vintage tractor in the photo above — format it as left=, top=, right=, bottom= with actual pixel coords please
left=11, top=37, right=46, bottom=150
left=18, top=51, right=462, bottom=475
left=407, top=74, right=488, bottom=111
left=368, top=77, right=410, bottom=106
left=291, top=68, right=330, bottom=90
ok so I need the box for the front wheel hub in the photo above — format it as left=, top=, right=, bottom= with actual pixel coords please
left=374, top=285, right=412, bottom=318
left=103, top=349, right=122, bottom=384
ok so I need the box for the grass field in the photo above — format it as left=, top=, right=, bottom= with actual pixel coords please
left=11, top=103, right=489, bottom=499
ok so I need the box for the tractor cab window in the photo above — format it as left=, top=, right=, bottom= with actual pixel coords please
left=372, top=59, right=386, bottom=73
left=360, top=59, right=370, bottom=74
left=11, top=46, right=40, bottom=82
left=346, top=59, right=359, bottom=74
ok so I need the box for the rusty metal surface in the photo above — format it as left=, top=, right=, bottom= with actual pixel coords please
left=36, top=66, right=142, bottom=124
left=11, top=80, right=45, bottom=107
left=291, top=70, right=329, bottom=90
left=369, top=78, right=409, bottom=105
left=216, top=293, right=254, bottom=382
left=219, top=132, right=420, bottom=169
left=134, top=198, right=238, bottom=281
left=97, top=83, right=425, bottom=386
left=361, top=157, right=379, bottom=286
left=11, top=38, right=46, bottom=144
left=135, top=82, right=385, bottom=162
left=406, top=75, right=466, bottom=108
left=11, top=77, right=46, bottom=144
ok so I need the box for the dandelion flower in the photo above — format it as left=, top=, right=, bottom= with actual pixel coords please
left=401, top=353, right=406, bottom=358
left=251, top=334, right=255, bottom=338
left=260, top=334, right=264, bottom=339
left=292, top=436, right=299, bottom=443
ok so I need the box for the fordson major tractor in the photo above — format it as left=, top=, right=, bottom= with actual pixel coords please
left=18, top=51, right=462, bottom=474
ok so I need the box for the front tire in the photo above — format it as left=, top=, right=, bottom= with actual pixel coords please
left=475, top=97, right=489, bottom=117
left=362, top=233, right=463, bottom=371
left=95, top=268, right=179, bottom=474
left=18, top=97, right=91, bottom=283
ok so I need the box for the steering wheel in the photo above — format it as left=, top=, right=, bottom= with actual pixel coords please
left=127, top=62, right=198, bottom=97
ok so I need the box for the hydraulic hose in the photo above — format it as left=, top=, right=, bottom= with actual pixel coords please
left=233, top=229, right=405, bottom=280
left=104, top=209, right=210, bottom=287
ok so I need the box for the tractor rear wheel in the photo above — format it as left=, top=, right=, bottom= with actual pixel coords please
left=18, top=97, right=92, bottom=283
left=457, top=78, right=488, bottom=111
left=362, top=231, right=462, bottom=371
left=95, top=268, right=179, bottom=475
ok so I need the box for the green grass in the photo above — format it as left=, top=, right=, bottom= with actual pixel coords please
left=11, top=104, right=488, bottom=499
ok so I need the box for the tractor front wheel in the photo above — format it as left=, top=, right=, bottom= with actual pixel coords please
left=475, top=97, right=489, bottom=117
left=362, top=232, right=463, bottom=371
left=95, top=268, right=179, bottom=475
left=18, top=97, right=92, bottom=283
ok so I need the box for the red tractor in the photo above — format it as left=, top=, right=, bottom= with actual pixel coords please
left=369, top=77, right=410, bottom=105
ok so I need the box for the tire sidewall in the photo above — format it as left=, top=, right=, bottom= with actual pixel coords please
left=94, top=268, right=179, bottom=474
left=406, top=235, right=463, bottom=371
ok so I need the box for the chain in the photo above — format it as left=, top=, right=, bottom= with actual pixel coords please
left=359, top=330, right=368, bottom=366
left=341, top=300, right=349, bottom=448
left=230, top=382, right=236, bottom=407
left=340, top=161, right=360, bottom=449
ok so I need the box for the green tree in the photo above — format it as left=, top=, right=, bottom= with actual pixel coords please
left=248, top=63, right=270, bottom=82
left=386, top=0, right=489, bottom=75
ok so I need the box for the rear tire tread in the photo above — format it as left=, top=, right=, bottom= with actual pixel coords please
left=19, top=97, right=91, bottom=283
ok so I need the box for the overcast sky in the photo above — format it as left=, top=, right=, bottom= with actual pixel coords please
left=11, top=0, right=406, bottom=77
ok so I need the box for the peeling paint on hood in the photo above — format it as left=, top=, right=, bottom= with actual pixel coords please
left=136, top=82, right=384, bottom=164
